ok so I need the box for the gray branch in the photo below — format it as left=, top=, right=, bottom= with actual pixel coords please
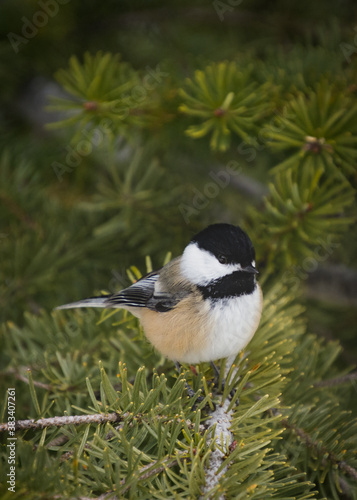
left=0, top=413, right=123, bottom=432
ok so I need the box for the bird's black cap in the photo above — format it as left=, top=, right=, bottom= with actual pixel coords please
left=191, top=223, right=256, bottom=268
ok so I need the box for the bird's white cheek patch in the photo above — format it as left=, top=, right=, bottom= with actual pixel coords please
left=180, top=243, right=240, bottom=286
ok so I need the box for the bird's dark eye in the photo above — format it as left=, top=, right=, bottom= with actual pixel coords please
left=217, top=254, right=228, bottom=265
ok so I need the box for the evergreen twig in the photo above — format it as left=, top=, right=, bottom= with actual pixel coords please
left=0, top=413, right=124, bottom=432
left=313, top=372, right=357, bottom=388
left=200, top=398, right=234, bottom=499
left=3, top=367, right=53, bottom=391
left=0, top=411, right=207, bottom=435
left=51, top=453, right=188, bottom=499
left=120, top=452, right=187, bottom=494
left=281, top=418, right=357, bottom=481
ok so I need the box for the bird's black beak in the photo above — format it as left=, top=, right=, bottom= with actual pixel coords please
left=242, top=264, right=259, bottom=274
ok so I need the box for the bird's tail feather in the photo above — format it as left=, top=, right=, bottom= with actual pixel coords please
left=55, top=297, right=110, bottom=311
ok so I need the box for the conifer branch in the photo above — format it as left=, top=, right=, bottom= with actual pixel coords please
left=338, top=475, right=354, bottom=498
left=0, top=411, right=206, bottom=436
left=0, top=413, right=124, bottom=432
left=3, top=367, right=53, bottom=391
left=52, top=494, right=119, bottom=500
left=281, top=418, right=357, bottom=481
left=200, top=398, right=234, bottom=499
left=120, top=452, right=187, bottom=495
left=45, top=434, right=70, bottom=448
left=313, top=371, right=357, bottom=388
left=53, top=452, right=188, bottom=499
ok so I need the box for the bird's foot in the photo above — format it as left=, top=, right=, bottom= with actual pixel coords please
left=175, top=362, right=215, bottom=410
left=210, top=362, right=238, bottom=403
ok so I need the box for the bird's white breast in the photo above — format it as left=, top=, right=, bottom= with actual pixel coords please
left=180, top=285, right=262, bottom=364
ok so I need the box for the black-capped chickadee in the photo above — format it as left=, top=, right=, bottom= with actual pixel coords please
left=56, top=224, right=263, bottom=365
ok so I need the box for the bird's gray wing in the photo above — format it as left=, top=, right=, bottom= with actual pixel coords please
left=107, top=267, right=187, bottom=312
left=55, top=271, right=161, bottom=311
left=106, top=271, right=160, bottom=308
left=56, top=259, right=190, bottom=313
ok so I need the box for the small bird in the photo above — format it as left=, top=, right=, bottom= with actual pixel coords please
left=56, top=224, right=262, bottom=365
